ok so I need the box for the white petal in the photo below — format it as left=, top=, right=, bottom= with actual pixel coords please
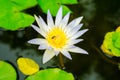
left=61, top=50, right=72, bottom=60
left=38, top=44, right=52, bottom=50
left=28, top=38, right=46, bottom=45
left=66, top=16, right=83, bottom=29
left=65, top=19, right=75, bottom=33
left=65, top=17, right=83, bottom=34
left=34, top=15, right=48, bottom=32
left=47, top=10, right=54, bottom=28
left=68, top=46, right=88, bottom=54
left=34, top=15, right=43, bottom=29
left=43, top=49, right=55, bottom=64
left=60, top=12, right=70, bottom=29
left=68, top=39, right=83, bottom=45
left=39, top=16, right=49, bottom=32
left=38, top=45, right=48, bottom=50
left=54, top=50, right=60, bottom=56
left=71, top=29, right=88, bottom=39
left=31, top=25, right=46, bottom=37
left=67, top=24, right=83, bottom=37
left=55, top=6, right=62, bottom=26
left=74, top=16, right=83, bottom=27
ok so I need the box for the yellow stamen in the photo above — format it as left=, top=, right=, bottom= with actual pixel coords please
left=46, top=27, right=68, bottom=49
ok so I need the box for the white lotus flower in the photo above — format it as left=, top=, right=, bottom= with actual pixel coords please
left=28, top=6, right=88, bottom=64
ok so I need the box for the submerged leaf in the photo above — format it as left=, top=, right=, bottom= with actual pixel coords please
left=118, top=63, right=120, bottom=70
left=0, top=0, right=37, bottom=30
left=101, top=26, right=120, bottom=57
left=37, top=0, right=78, bottom=16
left=25, top=68, right=74, bottom=80
left=17, top=58, right=39, bottom=75
left=0, top=60, right=17, bottom=80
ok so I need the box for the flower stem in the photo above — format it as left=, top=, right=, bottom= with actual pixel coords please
left=59, top=53, right=65, bottom=69
left=91, top=43, right=118, bottom=65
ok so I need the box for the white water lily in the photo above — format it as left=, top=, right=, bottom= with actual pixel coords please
left=28, top=6, right=88, bottom=64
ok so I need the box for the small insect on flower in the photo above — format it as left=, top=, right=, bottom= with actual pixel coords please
left=28, top=6, right=88, bottom=64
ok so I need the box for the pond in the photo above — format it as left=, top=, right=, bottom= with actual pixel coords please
left=0, top=0, right=120, bottom=80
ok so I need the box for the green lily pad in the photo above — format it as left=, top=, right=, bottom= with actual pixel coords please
left=0, top=0, right=37, bottom=30
left=9, top=0, right=38, bottom=11
left=112, top=32, right=120, bottom=49
left=37, top=0, right=78, bottom=16
left=101, top=27, right=120, bottom=57
left=0, top=60, right=17, bottom=80
left=25, top=68, right=74, bottom=80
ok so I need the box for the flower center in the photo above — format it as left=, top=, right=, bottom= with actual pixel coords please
left=46, top=27, right=68, bottom=49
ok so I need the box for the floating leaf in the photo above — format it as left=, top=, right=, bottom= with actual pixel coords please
left=0, top=0, right=37, bottom=30
left=101, top=26, right=120, bottom=57
left=0, top=60, right=17, bottom=80
left=25, top=68, right=74, bottom=80
left=17, top=58, right=39, bottom=75
left=37, top=0, right=78, bottom=16
left=118, top=63, right=120, bottom=70
left=9, top=0, right=38, bottom=11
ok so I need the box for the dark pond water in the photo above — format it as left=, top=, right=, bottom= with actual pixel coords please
left=0, top=0, right=120, bottom=80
